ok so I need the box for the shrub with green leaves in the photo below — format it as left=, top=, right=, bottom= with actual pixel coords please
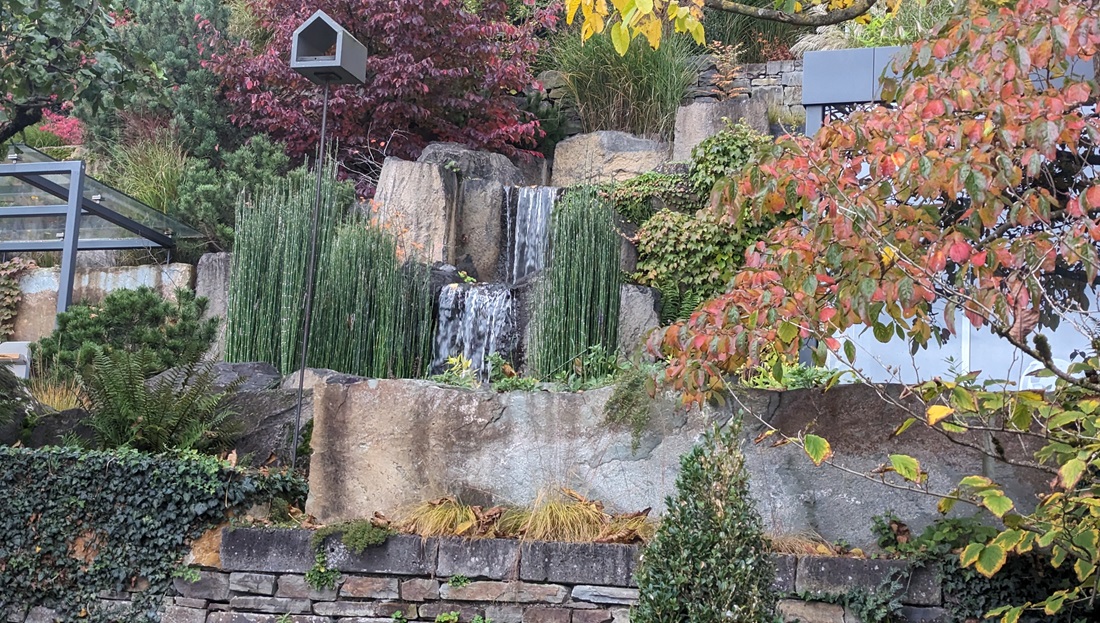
left=0, top=445, right=305, bottom=621
left=80, top=349, right=240, bottom=454
left=599, top=172, right=703, bottom=226
left=32, top=287, right=218, bottom=379
left=632, top=421, right=777, bottom=623
left=688, top=119, right=772, bottom=197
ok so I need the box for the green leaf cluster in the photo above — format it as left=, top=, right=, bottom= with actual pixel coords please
left=604, top=361, right=660, bottom=452
left=632, top=421, right=778, bottom=623
left=31, top=287, right=218, bottom=380
left=598, top=172, right=702, bottom=226
left=0, top=445, right=304, bottom=621
left=688, top=119, right=773, bottom=197
left=80, top=349, right=241, bottom=454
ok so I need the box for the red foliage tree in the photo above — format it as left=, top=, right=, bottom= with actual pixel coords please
left=203, top=0, right=553, bottom=182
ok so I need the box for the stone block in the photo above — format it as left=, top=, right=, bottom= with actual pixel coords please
left=440, top=581, right=568, bottom=603
left=569, top=586, right=638, bottom=606
left=523, top=607, right=572, bottom=623
left=174, top=598, right=209, bottom=609
left=5, top=607, right=26, bottom=623
left=485, top=604, right=525, bottom=623
left=418, top=603, right=482, bottom=622
left=220, top=528, right=314, bottom=573
left=196, top=252, right=231, bottom=360
left=207, top=614, right=330, bottom=623
left=772, top=554, right=797, bottom=594
left=372, top=157, right=458, bottom=264
left=275, top=574, right=338, bottom=601
left=610, top=609, right=630, bottom=623
left=340, top=576, right=399, bottom=599
left=161, top=606, right=208, bottom=623
left=437, top=537, right=521, bottom=580
left=227, top=596, right=311, bottom=614
left=186, top=526, right=225, bottom=568
left=23, top=607, right=59, bottom=623
left=520, top=542, right=639, bottom=588
left=617, top=285, right=658, bottom=358
left=782, top=72, right=803, bottom=87
left=418, top=142, right=525, bottom=186
left=751, top=77, right=780, bottom=87
left=796, top=557, right=941, bottom=606
left=766, top=61, right=783, bottom=75
left=898, top=606, right=948, bottom=623
left=320, top=535, right=436, bottom=576
left=550, top=131, right=670, bottom=187
left=401, top=578, right=440, bottom=601
left=537, top=70, right=567, bottom=91
left=311, top=602, right=378, bottom=617
left=175, top=571, right=231, bottom=601
left=672, top=99, right=769, bottom=161
left=778, top=599, right=845, bottom=623
left=229, top=572, right=276, bottom=595
left=572, top=610, right=613, bottom=623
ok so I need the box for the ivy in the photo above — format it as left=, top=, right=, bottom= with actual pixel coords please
left=688, top=119, right=772, bottom=197
left=598, top=172, right=703, bottom=226
left=0, top=257, right=34, bottom=341
left=0, top=446, right=305, bottom=621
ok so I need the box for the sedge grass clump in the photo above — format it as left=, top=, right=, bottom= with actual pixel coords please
left=29, top=376, right=84, bottom=412
left=497, top=489, right=609, bottom=543
left=399, top=497, right=481, bottom=538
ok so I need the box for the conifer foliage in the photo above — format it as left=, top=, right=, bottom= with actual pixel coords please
left=632, top=420, right=778, bottom=623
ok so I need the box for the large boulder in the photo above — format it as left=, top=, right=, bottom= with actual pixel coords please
left=417, top=142, right=525, bottom=187
left=672, top=98, right=769, bottom=161
left=147, top=361, right=282, bottom=394
left=551, top=131, right=670, bottom=187
left=617, top=285, right=659, bottom=358
left=196, top=252, right=232, bottom=361
left=372, top=157, right=459, bottom=264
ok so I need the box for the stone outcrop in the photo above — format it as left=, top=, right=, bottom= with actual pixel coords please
left=372, top=157, right=459, bottom=265
left=550, top=132, right=670, bottom=187
left=417, top=142, right=525, bottom=187
left=672, top=98, right=769, bottom=161
left=196, top=252, right=231, bottom=361
left=616, top=285, right=659, bottom=358
left=306, top=378, right=1048, bottom=547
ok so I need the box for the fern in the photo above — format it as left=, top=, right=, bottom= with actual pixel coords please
left=80, top=350, right=241, bottom=453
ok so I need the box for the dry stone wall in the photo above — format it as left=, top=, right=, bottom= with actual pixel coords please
left=33, top=527, right=944, bottom=623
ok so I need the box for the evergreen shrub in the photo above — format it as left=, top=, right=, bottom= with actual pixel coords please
left=632, top=420, right=778, bottom=623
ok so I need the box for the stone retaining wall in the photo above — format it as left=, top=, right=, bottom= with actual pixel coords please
left=155, top=528, right=943, bottom=623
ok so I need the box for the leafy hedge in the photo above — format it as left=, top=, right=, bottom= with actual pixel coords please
left=0, top=446, right=304, bottom=622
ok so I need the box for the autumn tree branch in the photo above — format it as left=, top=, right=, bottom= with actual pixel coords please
left=702, top=0, right=879, bottom=26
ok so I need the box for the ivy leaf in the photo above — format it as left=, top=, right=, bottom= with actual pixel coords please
left=803, top=435, right=832, bottom=466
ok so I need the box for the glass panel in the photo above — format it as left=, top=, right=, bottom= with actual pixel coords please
left=0, top=174, right=66, bottom=208
left=3, top=144, right=202, bottom=239
left=0, top=216, right=67, bottom=241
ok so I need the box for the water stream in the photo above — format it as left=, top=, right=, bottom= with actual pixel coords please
left=508, top=186, right=557, bottom=283
left=430, top=283, right=516, bottom=380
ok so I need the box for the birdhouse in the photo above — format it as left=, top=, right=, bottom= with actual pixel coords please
left=290, top=10, right=368, bottom=85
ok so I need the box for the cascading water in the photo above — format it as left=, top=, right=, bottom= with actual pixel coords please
left=431, top=283, right=517, bottom=380
left=509, top=186, right=557, bottom=283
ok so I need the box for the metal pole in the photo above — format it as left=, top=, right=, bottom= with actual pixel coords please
left=57, top=162, right=85, bottom=316
left=290, top=81, right=331, bottom=472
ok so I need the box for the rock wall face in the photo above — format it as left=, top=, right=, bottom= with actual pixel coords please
left=550, top=132, right=670, bottom=187
left=196, top=252, right=231, bottom=361
left=306, top=379, right=1047, bottom=548
left=12, top=263, right=195, bottom=343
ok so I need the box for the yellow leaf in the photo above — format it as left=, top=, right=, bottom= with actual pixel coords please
left=927, top=405, right=954, bottom=425
left=666, top=0, right=680, bottom=18
left=688, top=18, right=705, bottom=45
left=1060, top=458, right=1087, bottom=490
left=637, top=14, right=662, bottom=49
left=959, top=542, right=983, bottom=567
left=610, top=21, right=630, bottom=55
left=566, top=0, right=582, bottom=23
left=974, top=544, right=1007, bottom=577
left=636, top=0, right=654, bottom=14
left=803, top=434, right=832, bottom=466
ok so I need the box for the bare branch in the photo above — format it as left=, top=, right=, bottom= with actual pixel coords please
left=703, top=0, right=878, bottom=26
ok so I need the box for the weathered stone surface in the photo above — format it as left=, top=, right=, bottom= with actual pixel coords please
left=572, top=610, right=613, bottom=623
left=280, top=368, right=340, bottom=393
left=174, top=571, right=230, bottom=601
left=400, top=578, right=440, bottom=601
left=521, top=542, right=639, bottom=588
left=772, top=554, right=797, bottom=594
left=536, top=70, right=567, bottom=91
left=439, top=581, right=568, bottom=603
left=617, top=285, right=658, bottom=358
left=227, top=596, right=310, bottom=614
left=340, top=576, right=399, bottom=599
left=229, top=572, right=276, bottom=596
left=186, top=525, right=224, bottom=568
left=522, top=607, right=571, bottom=623
left=196, top=252, right=231, bottom=360
left=898, top=606, right=947, bottom=623
left=275, top=574, right=338, bottom=601
left=161, top=606, right=208, bottom=623
left=795, top=553, right=941, bottom=606
left=437, top=537, right=520, bottom=580
left=223, top=388, right=312, bottom=468
left=485, top=605, right=525, bottom=623
left=778, top=600, right=845, bottom=623
left=320, top=535, right=436, bottom=576
left=417, top=603, right=480, bottom=622
left=551, top=132, right=669, bottom=187
left=221, top=528, right=313, bottom=573
left=24, top=607, right=60, bottom=623
left=672, top=99, right=769, bottom=161
left=207, top=614, right=329, bottom=623
left=610, top=608, right=630, bottom=623
left=569, top=586, right=638, bottom=605
left=452, top=178, right=505, bottom=281
left=306, top=377, right=728, bottom=524
left=372, top=157, right=458, bottom=264
left=13, top=263, right=195, bottom=343
left=173, top=598, right=209, bottom=609
left=418, top=143, right=525, bottom=186
left=311, top=602, right=378, bottom=617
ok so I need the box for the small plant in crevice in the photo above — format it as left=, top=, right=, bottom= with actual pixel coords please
left=391, top=612, right=409, bottom=623
left=739, top=347, right=839, bottom=390
left=470, top=616, right=494, bottom=623
left=604, top=361, right=662, bottom=452
left=796, top=574, right=905, bottom=623
left=431, top=355, right=480, bottom=389
left=28, top=375, right=84, bottom=413
left=305, top=550, right=341, bottom=591
left=434, top=613, right=460, bottom=623
left=447, top=574, right=471, bottom=588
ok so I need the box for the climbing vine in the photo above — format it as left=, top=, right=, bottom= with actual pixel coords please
left=0, top=257, right=34, bottom=341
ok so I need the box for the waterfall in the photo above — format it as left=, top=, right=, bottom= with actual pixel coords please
left=509, top=186, right=557, bottom=283
left=431, top=283, right=516, bottom=380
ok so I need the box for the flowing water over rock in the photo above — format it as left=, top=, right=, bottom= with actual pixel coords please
left=507, top=186, right=557, bottom=284
left=431, top=283, right=517, bottom=380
